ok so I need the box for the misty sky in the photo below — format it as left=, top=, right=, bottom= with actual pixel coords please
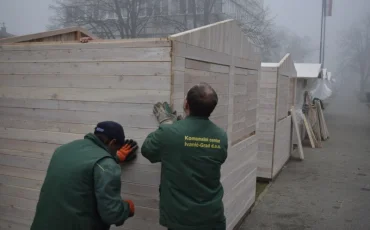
left=1, top=0, right=369, bottom=72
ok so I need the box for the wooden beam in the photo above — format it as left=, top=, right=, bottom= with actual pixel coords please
left=290, top=107, right=304, bottom=160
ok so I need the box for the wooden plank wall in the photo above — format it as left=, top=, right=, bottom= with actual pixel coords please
left=276, top=75, right=290, bottom=121
left=272, top=116, right=292, bottom=178
left=0, top=39, right=172, bottom=230
left=170, top=19, right=261, bottom=230
left=257, top=54, right=296, bottom=180
left=256, top=68, right=277, bottom=178
left=289, top=78, right=297, bottom=109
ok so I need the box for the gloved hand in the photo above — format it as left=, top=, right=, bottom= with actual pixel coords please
left=117, top=139, right=138, bottom=162
left=163, top=102, right=183, bottom=121
left=124, top=200, right=135, bottom=217
left=153, top=102, right=182, bottom=124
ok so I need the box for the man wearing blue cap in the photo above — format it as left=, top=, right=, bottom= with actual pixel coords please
left=31, top=121, right=138, bottom=230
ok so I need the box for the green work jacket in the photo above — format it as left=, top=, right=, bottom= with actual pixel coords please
left=141, top=116, right=228, bottom=230
left=31, top=133, right=130, bottom=230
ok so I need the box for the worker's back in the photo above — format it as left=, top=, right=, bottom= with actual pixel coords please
left=31, top=134, right=113, bottom=230
left=153, top=116, right=228, bottom=230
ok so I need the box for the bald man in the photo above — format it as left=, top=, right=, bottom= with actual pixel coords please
left=142, top=83, right=228, bottom=230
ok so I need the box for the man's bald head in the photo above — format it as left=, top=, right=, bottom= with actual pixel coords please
left=186, top=82, right=218, bottom=117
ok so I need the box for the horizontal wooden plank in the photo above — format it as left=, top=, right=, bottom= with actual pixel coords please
left=0, top=195, right=37, bottom=211
left=0, top=174, right=43, bottom=190
left=0, top=127, right=82, bottom=145
left=0, top=153, right=49, bottom=171
left=0, top=139, right=59, bottom=154
left=234, top=67, right=249, bottom=76
left=0, top=99, right=156, bottom=115
left=0, top=62, right=171, bottom=76
left=185, top=59, right=230, bottom=74
left=0, top=107, right=158, bottom=128
left=0, top=205, right=35, bottom=221
left=184, top=69, right=229, bottom=85
left=0, top=39, right=171, bottom=51
left=260, top=71, right=277, bottom=83
left=0, top=74, right=171, bottom=90
left=225, top=170, right=255, bottom=229
left=0, top=165, right=45, bottom=182
left=223, top=168, right=256, bottom=214
left=0, top=87, right=170, bottom=104
left=0, top=147, right=53, bottom=160
left=257, top=131, right=274, bottom=143
left=222, top=140, right=257, bottom=176
left=172, top=41, right=259, bottom=70
left=0, top=216, right=30, bottom=230
left=234, top=74, right=247, bottom=85
left=0, top=116, right=156, bottom=138
left=0, top=47, right=171, bottom=62
left=258, top=122, right=275, bottom=132
left=173, top=41, right=232, bottom=66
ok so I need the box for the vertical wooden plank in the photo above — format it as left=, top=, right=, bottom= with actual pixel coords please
left=227, top=57, right=235, bottom=146
left=291, top=107, right=304, bottom=160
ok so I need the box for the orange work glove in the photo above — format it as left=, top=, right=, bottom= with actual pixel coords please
left=117, top=139, right=138, bottom=162
left=124, top=200, right=135, bottom=217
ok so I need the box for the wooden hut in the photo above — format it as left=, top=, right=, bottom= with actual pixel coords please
left=257, top=54, right=297, bottom=180
left=0, top=27, right=96, bottom=43
left=0, top=19, right=260, bottom=230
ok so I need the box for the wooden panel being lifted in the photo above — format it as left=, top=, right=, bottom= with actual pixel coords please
left=170, top=20, right=261, bottom=230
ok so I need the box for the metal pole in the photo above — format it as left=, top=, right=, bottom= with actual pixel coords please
left=319, top=0, right=325, bottom=63
left=322, top=8, right=327, bottom=67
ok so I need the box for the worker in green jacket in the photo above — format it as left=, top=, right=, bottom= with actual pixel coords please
left=31, top=121, right=138, bottom=230
left=142, top=83, right=228, bottom=230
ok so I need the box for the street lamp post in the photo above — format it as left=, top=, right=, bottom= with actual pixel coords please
left=319, top=0, right=332, bottom=68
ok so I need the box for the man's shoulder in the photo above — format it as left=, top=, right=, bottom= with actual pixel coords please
left=208, top=121, right=227, bottom=138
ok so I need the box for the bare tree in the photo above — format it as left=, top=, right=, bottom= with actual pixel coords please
left=48, top=0, right=277, bottom=57
left=49, top=0, right=160, bottom=38
left=339, top=14, right=370, bottom=93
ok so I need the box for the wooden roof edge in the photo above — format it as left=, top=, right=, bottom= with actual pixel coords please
left=0, top=26, right=97, bottom=44
left=168, top=19, right=235, bottom=40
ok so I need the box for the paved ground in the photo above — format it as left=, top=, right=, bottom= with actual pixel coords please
left=240, top=81, right=370, bottom=230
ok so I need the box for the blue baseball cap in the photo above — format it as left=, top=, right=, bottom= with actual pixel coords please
left=94, top=121, right=125, bottom=145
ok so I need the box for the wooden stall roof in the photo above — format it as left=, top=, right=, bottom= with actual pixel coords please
left=261, top=54, right=297, bottom=77
left=169, top=19, right=261, bottom=69
left=294, top=63, right=322, bottom=79
left=0, top=27, right=97, bottom=44
left=278, top=53, right=297, bottom=77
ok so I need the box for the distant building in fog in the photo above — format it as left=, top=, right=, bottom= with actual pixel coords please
left=0, top=23, right=14, bottom=39
left=61, top=0, right=264, bottom=38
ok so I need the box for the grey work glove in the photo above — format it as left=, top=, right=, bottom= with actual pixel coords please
left=163, top=102, right=184, bottom=121
left=153, top=102, right=182, bottom=125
